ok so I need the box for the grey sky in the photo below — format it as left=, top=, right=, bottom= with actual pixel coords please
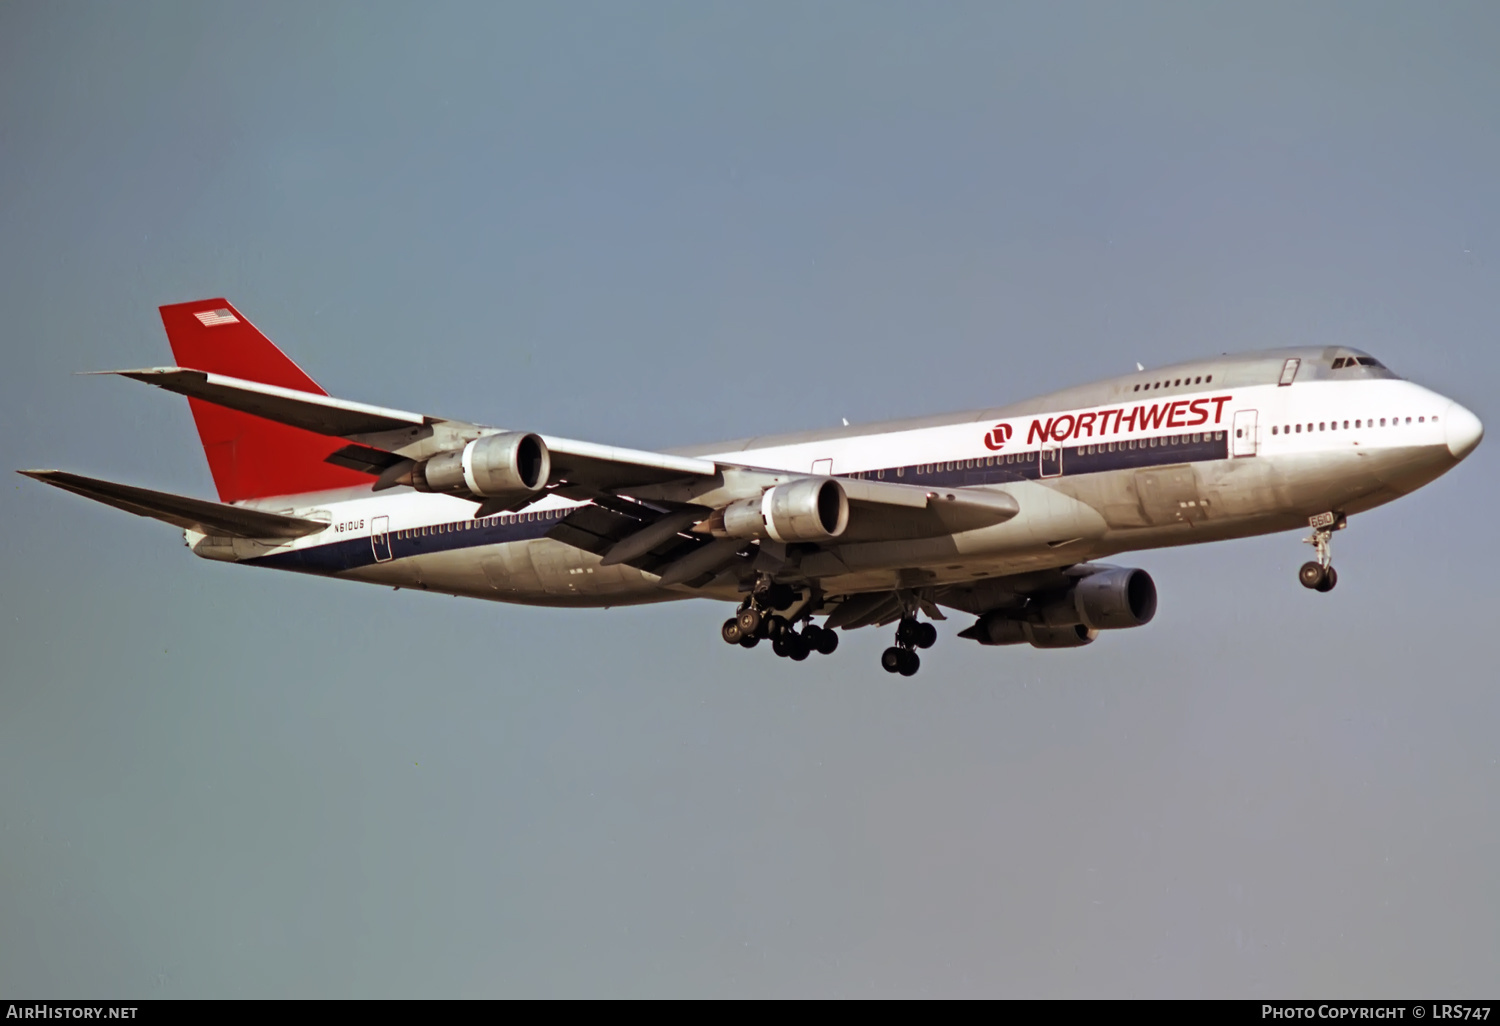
left=2, top=1, right=1496, bottom=997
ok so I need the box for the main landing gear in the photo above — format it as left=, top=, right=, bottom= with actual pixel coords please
left=1298, top=511, right=1346, bottom=593
left=719, top=586, right=941, bottom=674
left=881, top=616, right=937, bottom=677
left=720, top=594, right=839, bottom=662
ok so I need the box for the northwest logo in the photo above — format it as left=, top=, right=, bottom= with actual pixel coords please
left=983, top=423, right=1013, bottom=451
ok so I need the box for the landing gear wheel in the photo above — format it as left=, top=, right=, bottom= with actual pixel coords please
left=915, top=622, right=937, bottom=649
left=1300, top=514, right=1346, bottom=593
left=897, top=650, right=920, bottom=676
left=736, top=607, right=762, bottom=635
left=772, top=635, right=790, bottom=658
left=739, top=634, right=760, bottom=648
left=766, top=615, right=790, bottom=640
left=722, top=618, right=744, bottom=644
left=881, top=647, right=904, bottom=674
left=788, top=635, right=810, bottom=661
left=896, top=619, right=920, bottom=647
left=810, top=626, right=839, bottom=655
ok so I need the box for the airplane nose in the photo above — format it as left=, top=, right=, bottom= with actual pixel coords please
left=1445, top=401, right=1483, bottom=460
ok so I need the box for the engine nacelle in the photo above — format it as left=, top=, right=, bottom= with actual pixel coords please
left=969, top=614, right=1098, bottom=649
left=1025, top=623, right=1098, bottom=648
left=409, top=432, right=550, bottom=500
left=1032, top=567, right=1158, bottom=631
left=1072, top=567, right=1156, bottom=629
left=718, top=478, right=849, bottom=543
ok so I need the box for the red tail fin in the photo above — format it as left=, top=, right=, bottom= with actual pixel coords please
left=159, top=299, right=372, bottom=503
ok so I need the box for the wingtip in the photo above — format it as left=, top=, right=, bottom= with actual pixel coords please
left=17, top=469, right=61, bottom=483
left=78, top=366, right=186, bottom=378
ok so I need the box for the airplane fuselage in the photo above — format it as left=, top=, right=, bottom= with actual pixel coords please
left=202, top=346, right=1478, bottom=610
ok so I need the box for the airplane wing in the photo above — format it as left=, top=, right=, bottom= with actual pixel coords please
left=105, top=367, right=428, bottom=435
left=18, top=470, right=328, bottom=539
left=103, top=367, right=720, bottom=495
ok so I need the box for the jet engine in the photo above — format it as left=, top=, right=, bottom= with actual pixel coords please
left=1071, top=567, right=1157, bottom=629
left=405, top=432, right=551, bottom=501
left=967, top=615, right=1098, bottom=648
left=963, top=567, right=1155, bottom=648
left=716, top=478, right=849, bottom=543
left=1029, top=567, right=1157, bottom=630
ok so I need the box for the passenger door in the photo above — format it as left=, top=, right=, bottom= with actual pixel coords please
left=370, top=515, right=393, bottom=562
left=1039, top=442, right=1062, bottom=478
left=1231, top=410, right=1259, bottom=458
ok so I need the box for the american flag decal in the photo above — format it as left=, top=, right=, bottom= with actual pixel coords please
left=193, top=308, right=239, bottom=327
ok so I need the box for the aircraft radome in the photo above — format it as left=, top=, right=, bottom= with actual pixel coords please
left=22, top=300, right=1483, bottom=675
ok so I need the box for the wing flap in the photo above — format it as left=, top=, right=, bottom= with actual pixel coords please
left=549, top=498, right=720, bottom=576
left=19, top=470, right=328, bottom=539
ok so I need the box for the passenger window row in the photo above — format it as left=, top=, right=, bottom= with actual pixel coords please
left=847, top=453, right=1040, bottom=480
left=1078, top=431, right=1223, bottom=454
left=394, top=507, right=566, bottom=540
left=1270, top=414, right=1438, bottom=436
left=1134, top=374, right=1213, bottom=392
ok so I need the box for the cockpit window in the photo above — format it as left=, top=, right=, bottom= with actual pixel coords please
left=1333, top=357, right=1347, bottom=368
left=1334, top=356, right=1385, bottom=369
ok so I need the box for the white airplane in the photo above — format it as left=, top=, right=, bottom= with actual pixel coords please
left=22, top=299, right=1483, bottom=675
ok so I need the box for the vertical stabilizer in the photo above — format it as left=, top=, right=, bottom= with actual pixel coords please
left=158, top=299, right=371, bottom=503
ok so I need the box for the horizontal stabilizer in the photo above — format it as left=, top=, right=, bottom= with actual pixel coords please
left=102, top=367, right=428, bottom=437
left=18, top=470, right=328, bottom=539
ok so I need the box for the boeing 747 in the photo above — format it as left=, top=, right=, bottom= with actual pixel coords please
left=22, top=299, right=1483, bottom=675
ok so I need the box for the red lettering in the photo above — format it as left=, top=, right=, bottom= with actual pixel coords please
left=1167, top=400, right=1188, bottom=428
left=1051, top=414, right=1076, bottom=441
left=1027, top=418, right=1053, bottom=445
left=1187, top=399, right=1209, bottom=426
left=1209, top=395, right=1232, bottom=423
left=1118, top=407, right=1139, bottom=432
left=1075, top=411, right=1098, bottom=437
left=1139, top=403, right=1168, bottom=430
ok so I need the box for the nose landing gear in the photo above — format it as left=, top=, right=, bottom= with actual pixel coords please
left=882, top=616, right=937, bottom=676
left=1298, top=512, right=1346, bottom=592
